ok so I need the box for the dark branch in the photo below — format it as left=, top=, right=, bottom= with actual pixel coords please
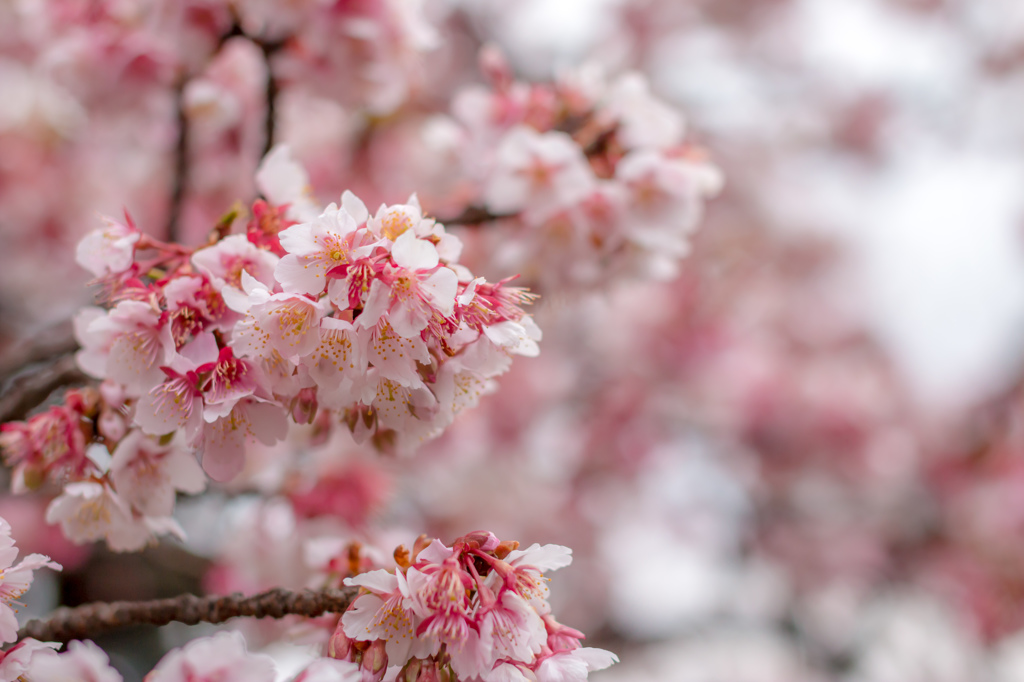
left=0, top=321, right=78, bottom=385
left=0, top=355, right=88, bottom=424
left=435, top=205, right=513, bottom=226
left=18, top=587, right=357, bottom=643
left=166, top=75, right=190, bottom=243
left=256, top=38, right=286, bottom=159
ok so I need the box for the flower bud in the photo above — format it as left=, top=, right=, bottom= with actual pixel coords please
left=327, top=622, right=353, bottom=660
left=360, top=639, right=388, bottom=682
left=456, top=530, right=499, bottom=552
left=399, top=658, right=422, bottom=682
left=291, top=387, right=318, bottom=424
left=98, top=409, right=127, bottom=443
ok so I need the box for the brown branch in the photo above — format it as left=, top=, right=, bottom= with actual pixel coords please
left=0, top=355, right=88, bottom=424
left=435, top=205, right=514, bottom=226
left=166, top=75, right=190, bottom=243
left=18, top=587, right=357, bottom=643
left=0, top=321, right=78, bottom=384
left=256, top=38, right=286, bottom=159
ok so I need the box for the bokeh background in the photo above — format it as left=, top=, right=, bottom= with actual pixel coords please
left=4, top=0, right=1024, bottom=680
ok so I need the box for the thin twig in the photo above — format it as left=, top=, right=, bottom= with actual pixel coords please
left=18, top=587, right=357, bottom=643
left=0, top=355, right=87, bottom=424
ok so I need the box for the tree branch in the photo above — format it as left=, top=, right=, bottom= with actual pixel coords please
left=435, top=205, right=513, bottom=226
left=166, top=75, right=190, bottom=243
left=256, top=38, right=286, bottom=159
left=0, top=321, right=78, bottom=385
left=0, top=355, right=87, bottom=424
left=18, top=587, right=357, bottom=643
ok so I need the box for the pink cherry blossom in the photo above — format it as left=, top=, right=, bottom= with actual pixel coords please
left=0, top=638, right=59, bottom=681
left=406, top=559, right=474, bottom=648
left=475, top=588, right=546, bottom=668
left=134, top=364, right=206, bottom=441
left=75, top=215, right=141, bottom=278
left=199, top=398, right=288, bottom=482
left=0, top=517, right=61, bottom=644
left=342, top=568, right=434, bottom=667
left=198, top=347, right=262, bottom=419
left=304, top=317, right=367, bottom=409
left=291, top=658, right=363, bottom=682
left=532, top=647, right=618, bottom=682
left=27, top=640, right=122, bottom=682
left=76, top=299, right=175, bottom=395
left=358, top=230, right=458, bottom=340
left=256, top=144, right=320, bottom=222
left=597, top=73, right=684, bottom=151
left=45, top=481, right=184, bottom=552
left=246, top=291, right=326, bottom=360
left=362, top=321, right=430, bottom=389
left=483, top=126, right=596, bottom=223
left=192, top=234, right=280, bottom=295
left=145, top=631, right=276, bottom=682
left=276, top=203, right=367, bottom=297
left=109, top=429, right=206, bottom=517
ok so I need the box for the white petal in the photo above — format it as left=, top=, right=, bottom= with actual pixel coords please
left=392, top=230, right=439, bottom=270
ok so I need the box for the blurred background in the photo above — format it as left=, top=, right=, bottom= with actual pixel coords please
left=4, top=0, right=1024, bottom=680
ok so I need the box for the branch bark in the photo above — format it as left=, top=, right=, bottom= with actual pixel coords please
left=166, top=75, right=190, bottom=243
left=0, top=321, right=78, bottom=385
left=256, top=38, right=286, bottom=159
left=435, top=205, right=513, bottom=226
left=18, top=586, right=357, bottom=643
left=0, top=355, right=87, bottom=424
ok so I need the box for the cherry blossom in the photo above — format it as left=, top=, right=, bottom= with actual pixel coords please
left=145, top=631, right=276, bottom=682
left=339, top=533, right=615, bottom=681
left=483, top=126, right=596, bottom=224
left=26, top=640, right=122, bottom=682
left=276, top=203, right=368, bottom=297
left=109, top=430, right=206, bottom=517
left=0, top=638, right=59, bottom=681
left=45, top=481, right=184, bottom=552
left=75, top=215, right=141, bottom=279
left=0, top=517, right=61, bottom=644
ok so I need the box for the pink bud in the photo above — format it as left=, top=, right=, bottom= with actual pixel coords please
left=327, top=622, right=353, bottom=660
left=291, top=387, right=319, bottom=424
left=99, top=380, right=127, bottom=407
left=360, top=639, right=388, bottom=682
left=98, top=410, right=127, bottom=443
left=399, top=658, right=422, bottom=682
left=478, top=44, right=512, bottom=90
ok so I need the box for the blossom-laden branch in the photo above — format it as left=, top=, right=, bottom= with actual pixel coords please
left=17, top=586, right=357, bottom=643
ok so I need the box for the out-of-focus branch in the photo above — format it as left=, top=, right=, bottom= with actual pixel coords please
left=256, top=38, right=286, bottom=159
left=0, top=321, right=78, bottom=384
left=18, top=587, right=357, bottom=643
left=167, top=19, right=287, bottom=242
left=436, top=205, right=513, bottom=226
left=166, top=75, right=191, bottom=244
left=0, top=355, right=87, bottom=424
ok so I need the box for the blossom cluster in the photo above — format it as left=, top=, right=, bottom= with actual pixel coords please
left=0, top=0, right=441, bottom=321
left=0, top=149, right=539, bottom=551
left=438, top=51, right=723, bottom=292
left=333, top=531, right=617, bottom=682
